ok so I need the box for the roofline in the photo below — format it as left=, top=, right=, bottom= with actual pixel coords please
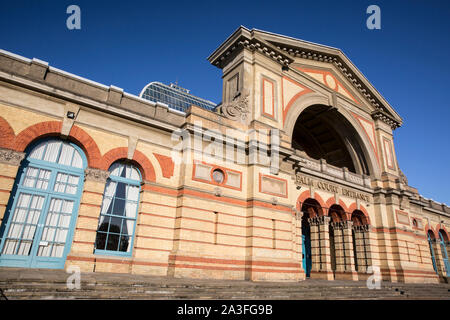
left=0, top=49, right=187, bottom=119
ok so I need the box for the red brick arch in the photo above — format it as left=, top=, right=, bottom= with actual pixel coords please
left=425, top=225, right=438, bottom=239
left=314, top=192, right=326, bottom=211
left=9, top=121, right=102, bottom=169
left=14, top=121, right=62, bottom=152
left=153, top=153, right=175, bottom=178
left=348, top=202, right=371, bottom=225
left=358, top=205, right=371, bottom=225
left=296, top=190, right=311, bottom=211
left=68, top=125, right=102, bottom=168
left=101, top=147, right=156, bottom=182
left=436, top=224, right=449, bottom=241
left=0, top=116, right=15, bottom=149
left=296, top=190, right=326, bottom=217
left=325, top=196, right=335, bottom=211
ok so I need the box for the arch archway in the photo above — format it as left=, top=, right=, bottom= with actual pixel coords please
left=292, top=104, right=370, bottom=175
left=300, top=198, right=323, bottom=278
left=283, top=95, right=380, bottom=177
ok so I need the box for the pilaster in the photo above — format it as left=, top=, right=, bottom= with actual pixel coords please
left=66, top=167, right=110, bottom=272
left=333, top=221, right=358, bottom=280
left=309, top=216, right=334, bottom=280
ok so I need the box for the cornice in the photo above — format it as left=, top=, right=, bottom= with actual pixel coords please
left=207, top=28, right=294, bottom=70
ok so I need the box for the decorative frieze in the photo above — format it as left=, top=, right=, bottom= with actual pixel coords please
left=0, top=148, right=26, bottom=166
left=331, top=221, right=350, bottom=230
left=353, top=224, right=370, bottom=232
left=84, top=167, right=110, bottom=183
left=308, top=215, right=330, bottom=226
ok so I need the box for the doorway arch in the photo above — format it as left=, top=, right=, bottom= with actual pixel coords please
left=300, top=198, right=323, bottom=278
left=283, top=95, right=381, bottom=177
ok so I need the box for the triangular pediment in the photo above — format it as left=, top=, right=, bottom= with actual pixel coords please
left=291, top=64, right=363, bottom=107
left=208, top=26, right=402, bottom=129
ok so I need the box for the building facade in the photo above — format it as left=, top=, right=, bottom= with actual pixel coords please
left=0, top=27, right=449, bottom=283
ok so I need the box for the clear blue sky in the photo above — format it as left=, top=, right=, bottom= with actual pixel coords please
left=1, top=0, right=449, bottom=204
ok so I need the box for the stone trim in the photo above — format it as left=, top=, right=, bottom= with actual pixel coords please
left=0, top=147, right=25, bottom=166
left=84, top=167, right=110, bottom=183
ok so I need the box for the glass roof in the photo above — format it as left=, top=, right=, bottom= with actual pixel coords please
left=140, top=82, right=217, bottom=113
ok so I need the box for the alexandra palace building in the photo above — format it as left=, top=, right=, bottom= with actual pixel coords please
left=0, top=27, right=448, bottom=284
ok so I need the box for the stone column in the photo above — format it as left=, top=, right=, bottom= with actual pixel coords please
left=0, top=148, right=25, bottom=225
left=331, top=222, right=342, bottom=273
left=342, top=221, right=358, bottom=280
left=332, top=221, right=357, bottom=280
left=309, top=216, right=334, bottom=280
left=66, top=167, right=110, bottom=272
left=353, top=227, right=366, bottom=272
left=354, top=224, right=372, bottom=275
left=308, top=217, right=321, bottom=275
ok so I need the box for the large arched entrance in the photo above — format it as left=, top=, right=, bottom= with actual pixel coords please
left=0, top=138, right=86, bottom=269
left=292, top=104, right=371, bottom=175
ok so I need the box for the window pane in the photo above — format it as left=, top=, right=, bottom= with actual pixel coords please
left=58, top=143, right=74, bottom=166
left=43, top=141, right=61, bottom=163
left=106, top=233, right=119, bottom=251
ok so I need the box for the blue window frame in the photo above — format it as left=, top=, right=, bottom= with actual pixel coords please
left=0, top=138, right=86, bottom=269
left=438, top=231, right=450, bottom=277
left=94, top=162, right=141, bottom=257
left=428, top=231, right=438, bottom=273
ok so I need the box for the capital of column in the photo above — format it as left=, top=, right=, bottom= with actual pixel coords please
left=293, top=206, right=303, bottom=219
left=331, top=219, right=355, bottom=230
left=353, top=224, right=370, bottom=232
left=84, top=167, right=110, bottom=183
left=0, top=148, right=26, bottom=166
left=308, top=215, right=331, bottom=226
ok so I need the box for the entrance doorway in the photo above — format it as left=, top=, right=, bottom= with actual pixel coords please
left=301, top=215, right=312, bottom=277
left=300, top=198, right=323, bottom=278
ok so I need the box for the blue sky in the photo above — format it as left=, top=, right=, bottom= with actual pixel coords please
left=1, top=0, right=449, bottom=204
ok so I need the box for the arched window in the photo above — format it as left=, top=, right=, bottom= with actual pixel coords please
left=0, top=138, right=86, bottom=269
left=94, top=162, right=141, bottom=256
left=427, top=230, right=437, bottom=273
left=438, top=230, right=450, bottom=277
